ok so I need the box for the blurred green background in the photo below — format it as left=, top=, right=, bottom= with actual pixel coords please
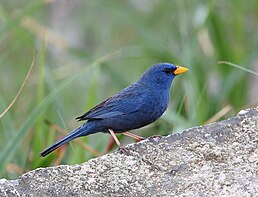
left=0, top=0, right=258, bottom=179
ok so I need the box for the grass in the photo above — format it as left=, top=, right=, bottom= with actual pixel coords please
left=0, top=0, right=258, bottom=179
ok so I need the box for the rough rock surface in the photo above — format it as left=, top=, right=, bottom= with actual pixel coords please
left=0, top=107, right=258, bottom=197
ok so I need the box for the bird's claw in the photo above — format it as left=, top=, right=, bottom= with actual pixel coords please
left=135, top=137, right=146, bottom=142
left=118, top=146, right=131, bottom=155
left=148, top=135, right=163, bottom=140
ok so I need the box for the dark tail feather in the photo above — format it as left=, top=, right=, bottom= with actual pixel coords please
left=40, top=124, right=92, bottom=157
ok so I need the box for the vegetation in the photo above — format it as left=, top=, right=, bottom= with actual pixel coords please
left=0, top=0, right=258, bottom=179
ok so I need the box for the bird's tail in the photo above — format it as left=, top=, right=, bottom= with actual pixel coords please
left=40, top=123, right=94, bottom=157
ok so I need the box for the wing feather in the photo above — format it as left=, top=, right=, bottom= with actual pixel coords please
left=76, top=84, right=146, bottom=121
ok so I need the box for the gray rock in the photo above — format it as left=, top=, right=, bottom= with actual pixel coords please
left=1, top=107, right=258, bottom=197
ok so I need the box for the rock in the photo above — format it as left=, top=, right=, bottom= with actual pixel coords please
left=0, top=107, right=258, bottom=197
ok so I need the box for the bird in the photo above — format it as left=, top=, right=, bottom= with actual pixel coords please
left=40, top=63, right=188, bottom=157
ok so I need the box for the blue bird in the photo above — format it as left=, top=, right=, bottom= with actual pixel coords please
left=40, top=63, right=188, bottom=157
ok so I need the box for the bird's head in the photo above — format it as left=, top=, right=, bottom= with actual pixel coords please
left=138, top=63, right=189, bottom=90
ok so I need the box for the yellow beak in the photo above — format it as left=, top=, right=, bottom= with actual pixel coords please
left=173, top=66, right=189, bottom=75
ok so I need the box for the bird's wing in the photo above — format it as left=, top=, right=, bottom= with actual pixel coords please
left=76, top=85, right=146, bottom=121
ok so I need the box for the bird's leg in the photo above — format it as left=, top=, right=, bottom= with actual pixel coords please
left=122, top=132, right=145, bottom=142
left=108, top=129, right=130, bottom=155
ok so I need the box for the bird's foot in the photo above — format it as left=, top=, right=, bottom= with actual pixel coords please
left=137, top=137, right=146, bottom=141
left=148, top=135, right=163, bottom=140
left=134, top=136, right=146, bottom=142
left=118, top=146, right=131, bottom=155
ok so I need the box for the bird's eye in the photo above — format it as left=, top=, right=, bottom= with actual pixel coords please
left=163, top=68, right=171, bottom=74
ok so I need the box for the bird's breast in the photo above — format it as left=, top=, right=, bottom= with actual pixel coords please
left=142, top=90, right=169, bottom=121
